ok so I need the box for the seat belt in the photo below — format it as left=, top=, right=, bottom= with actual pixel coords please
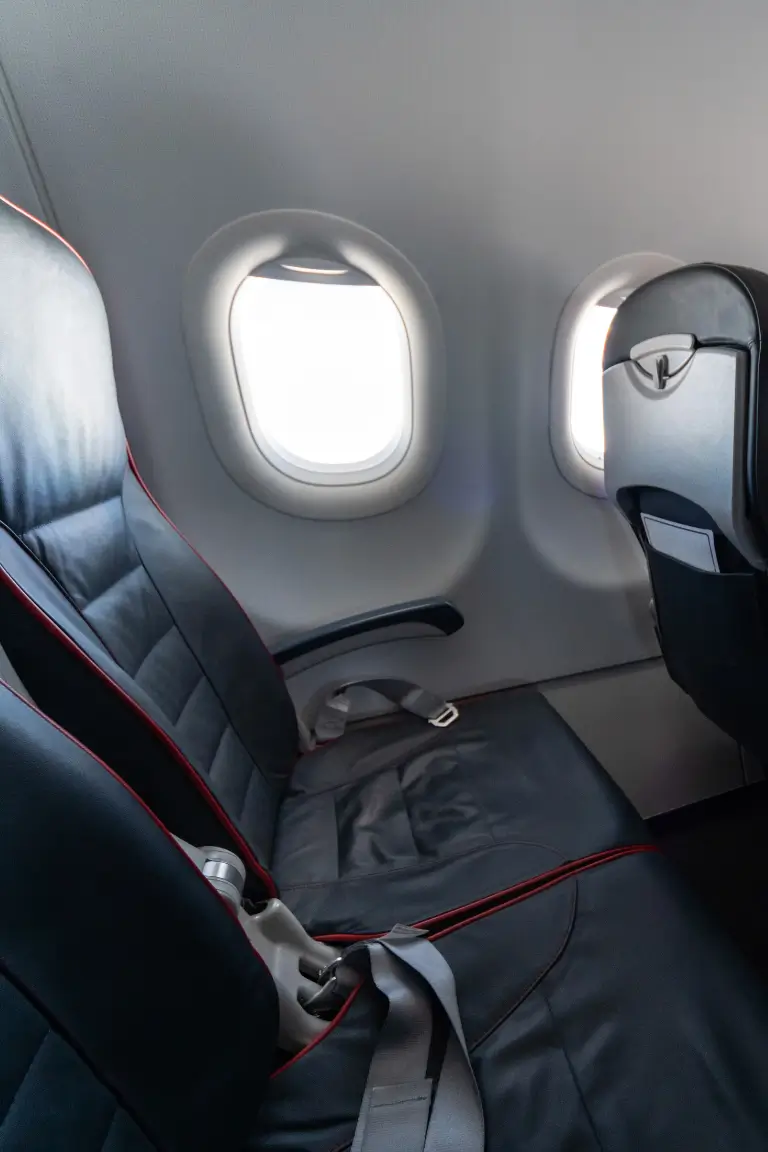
left=0, top=641, right=477, bottom=1151
left=312, top=925, right=484, bottom=1152
left=307, top=679, right=459, bottom=749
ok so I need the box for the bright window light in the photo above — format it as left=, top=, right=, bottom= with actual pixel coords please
left=231, top=273, right=411, bottom=476
left=570, top=303, right=617, bottom=466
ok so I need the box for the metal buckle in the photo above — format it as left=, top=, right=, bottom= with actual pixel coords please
left=300, top=956, right=350, bottom=1020
left=299, top=974, right=345, bottom=1019
left=428, top=702, right=459, bottom=728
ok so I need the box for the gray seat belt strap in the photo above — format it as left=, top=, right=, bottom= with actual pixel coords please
left=311, top=679, right=459, bottom=747
left=344, top=925, right=484, bottom=1152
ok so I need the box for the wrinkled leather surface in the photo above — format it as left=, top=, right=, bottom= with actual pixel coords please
left=274, top=690, right=648, bottom=933
left=0, top=196, right=649, bottom=927
left=255, top=852, right=768, bottom=1151
left=0, top=683, right=278, bottom=1152
left=0, top=200, right=297, bottom=878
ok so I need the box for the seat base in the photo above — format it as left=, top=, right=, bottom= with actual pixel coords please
left=255, top=849, right=768, bottom=1151
left=274, top=689, right=648, bottom=934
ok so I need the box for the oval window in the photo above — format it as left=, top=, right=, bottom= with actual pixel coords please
left=230, top=258, right=412, bottom=484
left=550, top=253, right=681, bottom=497
left=570, top=301, right=617, bottom=468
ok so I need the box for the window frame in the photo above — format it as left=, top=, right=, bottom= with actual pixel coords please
left=183, top=210, right=445, bottom=520
left=549, top=253, right=681, bottom=498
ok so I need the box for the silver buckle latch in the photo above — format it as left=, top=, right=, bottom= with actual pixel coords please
left=428, top=702, right=459, bottom=728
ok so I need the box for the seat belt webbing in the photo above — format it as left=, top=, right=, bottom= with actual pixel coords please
left=309, top=679, right=459, bottom=748
left=343, top=925, right=484, bottom=1152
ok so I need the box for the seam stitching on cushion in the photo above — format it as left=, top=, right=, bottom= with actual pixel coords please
left=123, top=485, right=275, bottom=796
left=0, top=1028, right=50, bottom=1134
left=280, top=837, right=566, bottom=891
left=207, top=721, right=232, bottom=781
left=82, top=563, right=143, bottom=613
left=97, top=1102, right=120, bottom=1152
left=540, top=986, right=606, bottom=1152
left=21, top=494, right=123, bottom=541
left=0, top=518, right=87, bottom=625
left=0, top=572, right=276, bottom=894
left=469, top=882, right=578, bottom=1050
left=429, top=847, right=654, bottom=941
left=173, top=671, right=207, bottom=726
left=132, top=624, right=177, bottom=681
left=237, top=765, right=261, bottom=822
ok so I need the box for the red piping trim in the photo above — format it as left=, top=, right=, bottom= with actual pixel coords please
left=270, top=984, right=363, bottom=1080
left=0, top=676, right=278, bottom=986
left=281, top=843, right=655, bottom=1075
left=126, top=446, right=287, bottom=684
left=0, top=194, right=280, bottom=893
left=315, top=844, right=656, bottom=945
left=0, top=677, right=252, bottom=927
left=430, top=843, right=656, bottom=941
left=0, top=561, right=277, bottom=897
left=0, top=194, right=90, bottom=272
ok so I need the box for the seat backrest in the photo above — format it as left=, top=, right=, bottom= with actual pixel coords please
left=0, top=196, right=299, bottom=890
left=603, top=263, right=768, bottom=755
left=0, top=678, right=278, bottom=1151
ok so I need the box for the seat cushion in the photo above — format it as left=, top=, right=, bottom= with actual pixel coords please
left=274, top=689, right=649, bottom=934
left=255, top=848, right=768, bottom=1151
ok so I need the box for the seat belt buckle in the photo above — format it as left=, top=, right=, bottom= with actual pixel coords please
left=428, top=702, right=459, bottom=728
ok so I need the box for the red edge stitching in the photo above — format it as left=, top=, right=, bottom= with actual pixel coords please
left=125, top=446, right=287, bottom=685
left=0, top=194, right=90, bottom=272
left=0, top=675, right=277, bottom=987
left=278, top=843, right=655, bottom=1075
left=315, top=844, right=657, bottom=945
left=430, top=843, right=656, bottom=941
left=270, top=984, right=363, bottom=1080
left=0, top=563, right=277, bottom=897
left=0, top=191, right=277, bottom=892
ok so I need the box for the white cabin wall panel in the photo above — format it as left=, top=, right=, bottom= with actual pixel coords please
left=0, top=0, right=765, bottom=698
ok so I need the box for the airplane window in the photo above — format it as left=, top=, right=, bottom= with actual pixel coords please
left=185, top=209, right=444, bottom=518
left=230, top=260, right=411, bottom=479
left=570, top=302, right=617, bottom=468
left=550, top=253, right=681, bottom=497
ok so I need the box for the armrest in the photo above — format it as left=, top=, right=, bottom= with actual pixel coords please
left=272, top=598, right=464, bottom=666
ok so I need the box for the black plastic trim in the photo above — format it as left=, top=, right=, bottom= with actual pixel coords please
left=273, top=598, right=464, bottom=665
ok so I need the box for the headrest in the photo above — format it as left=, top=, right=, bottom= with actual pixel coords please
left=0, top=198, right=125, bottom=543
left=603, top=262, right=768, bottom=568
left=605, top=263, right=768, bottom=368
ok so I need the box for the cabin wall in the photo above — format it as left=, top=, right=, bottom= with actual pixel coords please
left=0, top=0, right=758, bottom=806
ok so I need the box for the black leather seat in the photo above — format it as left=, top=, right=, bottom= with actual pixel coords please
left=3, top=677, right=768, bottom=1150
left=603, top=265, right=768, bottom=760
left=0, top=194, right=648, bottom=933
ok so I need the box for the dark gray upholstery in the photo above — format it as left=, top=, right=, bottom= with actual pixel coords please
left=604, top=263, right=768, bottom=758
left=0, top=683, right=278, bottom=1152
left=0, top=193, right=649, bottom=925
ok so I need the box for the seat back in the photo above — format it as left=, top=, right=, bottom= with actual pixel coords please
left=0, top=679, right=278, bottom=1151
left=0, top=196, right=298, bottom=887
left=603, top=263, right=768, bottom=755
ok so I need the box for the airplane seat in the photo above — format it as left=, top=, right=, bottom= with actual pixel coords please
left=3, top=678, right=768, bottom=1150
left=0, top=193, right=654, bottom=937
left=0, top=683, right=279, bottom=1152
left=603, top=263, right=768, bottom=759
